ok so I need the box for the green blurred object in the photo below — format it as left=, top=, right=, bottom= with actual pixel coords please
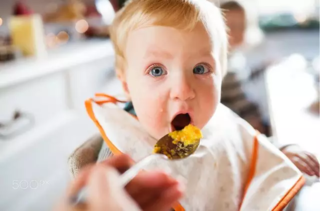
left=259, top=12, right=319, bottom=31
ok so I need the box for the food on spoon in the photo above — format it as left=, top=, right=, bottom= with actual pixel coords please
left=153, top=124, right=202, bottom=159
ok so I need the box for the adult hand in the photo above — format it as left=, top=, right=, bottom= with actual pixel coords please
left=55, top=154, right=184, bottom=211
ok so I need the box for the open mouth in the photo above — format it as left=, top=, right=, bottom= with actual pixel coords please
left=171, top=113, right=191, bottom=131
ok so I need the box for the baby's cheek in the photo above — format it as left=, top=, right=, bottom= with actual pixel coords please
left=197, top=83, right=219, bottom=127
left=133, top=97, right=167, bottom=138
left=129, top=79, right=169, bottom=138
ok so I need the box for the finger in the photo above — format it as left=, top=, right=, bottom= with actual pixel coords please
left=297, top=154, right=318, bottom=176
left=54, top=198, right=88, bottom=211
left=100, top=154, right=134, bottom=174
left=126, top=170, right=177, bottom=195
left=66, top=165, right=94, bottom=197
left=132, top=183, right=172, bottom=209
left=294, top=157, right=315, bottom=176
left=144, top=182, right=184, bottom=211
left=87, top=165, right=120, bottom=210
left=60, top=165, right=94, bottom=211
left=126, top=171, right=178, bottom=208
left=87, top=165, right=139, bottom=211
left=305, top=153, right=320, bottom=177
left=126, top=171, right=177, bottom=208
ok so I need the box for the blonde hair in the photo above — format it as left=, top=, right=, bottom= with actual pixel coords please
left=110, top=0, right=228, bottom=77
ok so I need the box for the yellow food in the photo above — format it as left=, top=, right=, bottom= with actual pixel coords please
left=153, top=124, right=202, bottom=159
left=169, top=124, right=202, bottom=146
left=153, top=146, right=161, bottom=153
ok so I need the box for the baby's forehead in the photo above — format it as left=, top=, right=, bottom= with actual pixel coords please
left=126, top=23, right=215, bottom=54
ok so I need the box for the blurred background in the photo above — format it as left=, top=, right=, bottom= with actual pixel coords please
left=0, top=0, right=319, bottom=210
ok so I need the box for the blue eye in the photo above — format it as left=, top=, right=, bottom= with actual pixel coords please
left=193, top=64, right=209, bottom=74
left=149, top=66, right=166, bottom=77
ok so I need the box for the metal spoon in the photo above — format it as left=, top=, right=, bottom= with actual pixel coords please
left=153, top=133, right=200, bottom=160
left=71, top=133, right=200, bottom=205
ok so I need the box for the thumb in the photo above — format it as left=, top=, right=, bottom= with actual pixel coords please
left=87, top=165, right=140, bottom=211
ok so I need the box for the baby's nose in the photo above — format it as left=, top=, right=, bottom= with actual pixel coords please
left=170, top=76, right=195, bottom=101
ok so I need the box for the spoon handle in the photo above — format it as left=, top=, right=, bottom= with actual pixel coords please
left=119, top=153, right=168, bottom=186
left=71, top=153, right=168, bottom=205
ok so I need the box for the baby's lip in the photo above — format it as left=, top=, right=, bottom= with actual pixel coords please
left=170, top=120, right=194, bottom=132
left=170, top=124, right=175, bottom=132
left=171, top=109, right=193, bottom=122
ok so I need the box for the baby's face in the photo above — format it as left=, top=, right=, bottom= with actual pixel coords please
left=122, top=23, right=222, bottom=140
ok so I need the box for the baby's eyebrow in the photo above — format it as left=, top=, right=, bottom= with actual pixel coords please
left=143, top=48, right=173, bottom=59
left=196, top=48, right=213, bottom=57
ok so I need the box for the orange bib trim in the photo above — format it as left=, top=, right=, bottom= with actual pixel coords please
left=86, top=94, right=303, bottom=211
left=239, top=132, right=305, bottom=210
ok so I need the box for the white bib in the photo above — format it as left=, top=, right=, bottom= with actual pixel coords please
left=85, top=95, right=304, bottom=211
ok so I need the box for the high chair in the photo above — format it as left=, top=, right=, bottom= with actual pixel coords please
left=68, top=134, right=107, bottom=178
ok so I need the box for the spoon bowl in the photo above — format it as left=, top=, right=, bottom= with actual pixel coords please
left=153, top=124, right=202, bottom=160
left=153, top=134, right=200, bottom=160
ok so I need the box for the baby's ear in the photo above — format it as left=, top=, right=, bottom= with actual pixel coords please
left=116, top=69, right=130, bottom=99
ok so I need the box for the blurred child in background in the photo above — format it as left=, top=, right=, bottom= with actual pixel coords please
left=221, top=0, right=319, bottom=179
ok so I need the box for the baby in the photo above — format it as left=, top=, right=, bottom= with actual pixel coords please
left=88, top=0, right=306, bottom=210
left=110, top=0, right=227, bottom=140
